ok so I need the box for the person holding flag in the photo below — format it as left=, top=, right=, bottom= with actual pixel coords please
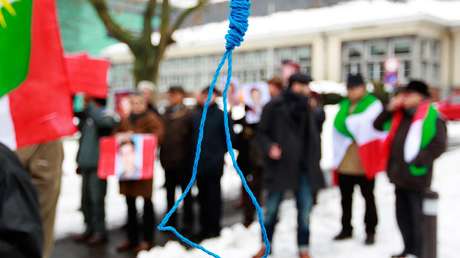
left=374, top=81, right=447, bottom=258
left=332, top=73, right=386, bottom=245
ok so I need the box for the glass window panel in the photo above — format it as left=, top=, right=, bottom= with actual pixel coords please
left=403, top=60, right=411, bottom=78
left=348, top=48, right=362, bottom=58
left=367, top=63, right=374, bottom=81
left=370, top=44, right=386, bottom=56
left=394, top=41, right=411, bottom=55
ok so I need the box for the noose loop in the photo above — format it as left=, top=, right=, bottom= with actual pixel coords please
left=158, top=1, right=270, bottom=257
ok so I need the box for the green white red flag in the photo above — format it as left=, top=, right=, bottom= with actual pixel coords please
left=333, top=94, right=387, bottom=179
left=383, top=101, right=439, bottom=176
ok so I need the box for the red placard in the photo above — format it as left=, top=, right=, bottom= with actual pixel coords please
left=98, top=134, right=157, bottom=181
left=65, top=53, right=110, bottom=98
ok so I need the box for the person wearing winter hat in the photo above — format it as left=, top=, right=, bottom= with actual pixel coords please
left=138, top=81, right=160, bottom=115
left=374, top=80, right=447, bottom=258
left=160, top=86, right=195, bottom=234
left=192, top=86, right=227, bottom=240
left=333, top=73, right=381, bottom=246
left=253, top=73, right=320, bottom=258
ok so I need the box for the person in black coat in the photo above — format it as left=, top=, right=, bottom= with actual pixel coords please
left=300, top=77, right=327, bottom=204
left=192, top=86, right=228, bottom=240
left=160, top=86, right=195, bottom=233
left=374, top=81, right=447, bottom=258
left=0, top=143, right=43, bottom=258
left=253, top=73, right=321, bottom=258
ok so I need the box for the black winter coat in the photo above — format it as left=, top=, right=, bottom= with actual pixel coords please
left=0, top=143, right=43, bottom=258
left=257, top=91, right=325, bottom=192
left=160, top=104, right=194, bottom=171
left=192, top=103, right=228, bottom=177
left=374, top=109, right=447, bottom=191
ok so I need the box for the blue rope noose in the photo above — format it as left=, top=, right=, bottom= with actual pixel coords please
left=157, top=0, right=270, bottom=257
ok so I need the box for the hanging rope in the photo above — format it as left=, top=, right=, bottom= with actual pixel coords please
left=157, top=0, right=270, bottom=257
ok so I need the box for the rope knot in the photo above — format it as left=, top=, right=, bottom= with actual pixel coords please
left=225, top=0, right=250, bottom=51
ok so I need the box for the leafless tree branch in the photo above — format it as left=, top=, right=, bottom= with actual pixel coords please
left=88, top=0, right=136, bottom=46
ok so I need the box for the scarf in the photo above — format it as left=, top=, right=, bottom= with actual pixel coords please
left=383, top=101, right=439, bottom=176
left=333, top=94, right=386, bottom=179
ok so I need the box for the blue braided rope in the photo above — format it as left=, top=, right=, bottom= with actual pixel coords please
left=158, top=1, right=270, bottom=257
left=222, top=53, right=271, bottom=257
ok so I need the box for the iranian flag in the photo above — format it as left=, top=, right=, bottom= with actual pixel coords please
left=333, top=94, right=387, bottom=179
left=0, top=0, right=76, bottom=149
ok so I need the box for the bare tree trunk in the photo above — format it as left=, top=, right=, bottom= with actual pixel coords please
left=88, top=0, right=208, bottom=89
left=132, top=45, right=159, bottom=85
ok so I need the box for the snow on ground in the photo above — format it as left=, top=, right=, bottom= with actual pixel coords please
left=138, top=148, right=460, bottom=258
left=136, top=109, right=460, bottom=258
left=55, top=106, right=460, bottom=257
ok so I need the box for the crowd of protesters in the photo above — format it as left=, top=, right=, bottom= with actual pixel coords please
left=0, top=60, right=448, bottom=258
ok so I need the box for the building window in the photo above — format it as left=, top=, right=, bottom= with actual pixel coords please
left=158, top=45, right=311, bottom=91
left=394, top=40, right=411, bottom=56
left=342, top=37, right=440, bottom=85
left=369, top=43, right=386, bottom=57
left=109, top=63, right=134, bottom=91
left=274, top=46, right=312, bottom=76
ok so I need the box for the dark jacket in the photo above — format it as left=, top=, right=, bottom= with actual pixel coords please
left=312, top=106, right=326, bottom=134
left=233, top=116, right=263, bottom=176
left=257, top=91, right=324, bottom=192
left=374, top=109, right=447, bottom=191
left=160, top=104, right=194, bottom=171
left=192, top=103, right=228, bottom=177
left=0, top=143, right=43, bottom=258
left=117, top=111, right=164, bottom=198
left=76, top=102, right=118, bottom=170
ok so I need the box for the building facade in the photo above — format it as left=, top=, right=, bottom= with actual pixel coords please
left=102, top=1, right=460, bottom=96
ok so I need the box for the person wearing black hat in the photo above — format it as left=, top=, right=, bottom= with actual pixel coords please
left=253, top=73, right=320, bottom=258
left=295, top=74, right=327, bottom=205
left=374, top=80, right=447, bottom=258
left=160, top=86, right=195, bottom=233
left=333, top=73, right=379, bottom=245
left=192, top=86, right=228, bottom=240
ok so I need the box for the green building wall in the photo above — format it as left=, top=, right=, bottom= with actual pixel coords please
left=56, top=0, right=143, bottom=56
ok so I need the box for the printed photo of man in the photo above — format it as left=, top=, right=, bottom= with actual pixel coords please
left=117, top=139, right=141, bottom=180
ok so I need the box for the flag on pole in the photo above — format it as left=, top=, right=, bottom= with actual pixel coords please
left=0, top=0, right=76, bottom=150
left=0, top=0, right=32, bottom=97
